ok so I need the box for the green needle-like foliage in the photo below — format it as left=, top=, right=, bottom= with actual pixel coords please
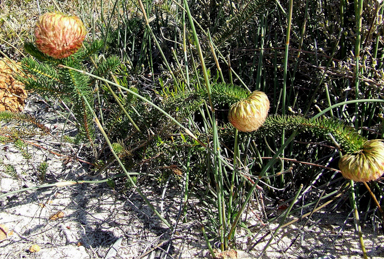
left=160, top=83, right=367, bottom=155
left=20, top=40, right=121, bottom=142
left=258, top=115, right=367, bottom=153
left=209, top=83, right=249, bottom=107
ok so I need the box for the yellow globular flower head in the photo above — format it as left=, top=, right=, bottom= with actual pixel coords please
left=228, top=90, right=270, bottom=132
left=339, top=139, right=384, bottom=182
left=35, top=12, right=86, bottom=59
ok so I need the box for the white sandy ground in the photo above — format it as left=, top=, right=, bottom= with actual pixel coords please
left=1, top=96, right=384, bottom=258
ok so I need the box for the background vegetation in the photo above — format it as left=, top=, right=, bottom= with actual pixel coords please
left=1, top=0, right=384, bottom=257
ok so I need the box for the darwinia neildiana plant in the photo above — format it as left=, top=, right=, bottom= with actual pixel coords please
left=339, top=139, right=384, bottom=182
left=21, top=12, right=105, bottom=142
left=34, top=12, right=86, bottom=59
left=228, top=90, right=270, bottom=132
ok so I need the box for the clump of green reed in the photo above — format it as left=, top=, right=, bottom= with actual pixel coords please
left=144, top=0, right=384, bottom=256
